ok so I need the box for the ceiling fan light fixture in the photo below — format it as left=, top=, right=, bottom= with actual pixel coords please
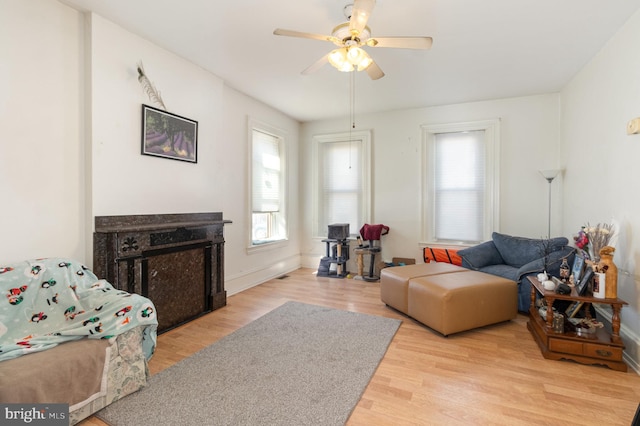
left=328, top=47, right=373, bottom=72
left=328, top=48, right=354, bottom=72
left=356, top=54, right=373, bottom=71
left=348, top=47, right=373, bottom=70
left=347, top=46, right=364, bottom=63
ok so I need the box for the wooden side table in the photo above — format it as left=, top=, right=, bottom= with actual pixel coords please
left=526, top=276, right=628, bottom=372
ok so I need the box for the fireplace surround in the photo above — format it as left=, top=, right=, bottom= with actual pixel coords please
left=93, top=212, right=231, bottom=333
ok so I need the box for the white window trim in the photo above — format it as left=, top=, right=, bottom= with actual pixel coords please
left=420, top=119, right=501, bottom=245
left=247, top=117, right=288, bottom=253
left=311, top=130, right=372, bottom=240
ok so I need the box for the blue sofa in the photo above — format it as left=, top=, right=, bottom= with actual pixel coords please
left=457, top=232, right=575, bottom=312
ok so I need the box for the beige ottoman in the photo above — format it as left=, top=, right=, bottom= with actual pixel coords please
left=380, top=263, right=517, bottom=336
left=408, top=270, right=517, bottom=336
left=380, top=263, right=464, bottom=313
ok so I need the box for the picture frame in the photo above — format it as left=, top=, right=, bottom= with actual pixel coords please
left=565, top=301, right=584, bottom=318
left=142, top=104, right=198, bottom=163
left=575, top=268, right=593, bottom=296
left=571, top=254, right=585, bottom=282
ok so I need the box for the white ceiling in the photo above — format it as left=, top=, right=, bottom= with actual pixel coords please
left=59, top=0, right=640, bottom=122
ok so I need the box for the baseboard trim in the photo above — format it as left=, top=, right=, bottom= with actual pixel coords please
left=300, top=254, right=321, bottom=269
left=225, top=255, right=301, bottom=296
left=594, top=305, right=640, bottom=374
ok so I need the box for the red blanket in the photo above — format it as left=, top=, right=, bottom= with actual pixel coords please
left=359, top=224, right=389, bottom=241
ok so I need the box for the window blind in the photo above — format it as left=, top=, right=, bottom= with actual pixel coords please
left=434, top=130, right=485, bottom=242
left=252, top=129, right=281, bottom=213
left=320, top=140, right=361, bottom=233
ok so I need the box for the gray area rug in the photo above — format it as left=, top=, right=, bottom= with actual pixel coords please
left=97, top=301, right=401, bottom=426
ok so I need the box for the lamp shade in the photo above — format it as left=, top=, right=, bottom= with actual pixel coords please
left=539, top=169, right=561, bottom=182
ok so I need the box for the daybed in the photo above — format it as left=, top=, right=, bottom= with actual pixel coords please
left=457, top=232, right=575, bottom=312
left=0, top=258, right=158, bottom=425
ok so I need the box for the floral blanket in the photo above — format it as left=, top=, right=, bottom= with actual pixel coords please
left=0, top=258, right=157, bottom=362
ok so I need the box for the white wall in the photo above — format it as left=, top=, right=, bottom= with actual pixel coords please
left=300, top=94, right=562, bottom=267
left=0, top=0, right=85, bottom=263
left=1, top=1, right=302, bottom=296
left=89, top=14, right=225, bottom=217
left=560, top=8, right=640, bottom=370
left=219, top=86, right=301, bottom=294
left=87, top=14, right=302, bottom=295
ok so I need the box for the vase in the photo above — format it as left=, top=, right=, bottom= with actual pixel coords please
left=600, top=247, right=618, bottom=299
left=593, top=272, right=606, bottom=299
left=605, top=269, right=618, bottom=299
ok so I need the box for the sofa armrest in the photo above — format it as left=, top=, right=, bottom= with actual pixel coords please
left=515, top=258, right=546, bottom=281
left=457, top=240, right=504, bottom=270
left=515, top=248, right=575, bottom=281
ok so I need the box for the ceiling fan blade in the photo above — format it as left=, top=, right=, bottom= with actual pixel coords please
left=349, top=0, right=376, bottom=36
left=273, top=28, right=339, bottom=44
left=301, top=53, right=330, bottom=75
left=368, top=36, right=433, bottom=49
left=365, top=60, right=384, bottom=80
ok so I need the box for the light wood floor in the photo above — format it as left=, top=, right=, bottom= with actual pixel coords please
left=80, top=268, right=640, bottom=426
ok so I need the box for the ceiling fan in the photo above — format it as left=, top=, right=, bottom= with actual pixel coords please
left=273, top=0, right=433, bottom=80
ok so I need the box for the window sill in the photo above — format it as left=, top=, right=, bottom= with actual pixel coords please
left=419, top=241, right=474, bottom=249
left=247, top=238, right=288, bottom=254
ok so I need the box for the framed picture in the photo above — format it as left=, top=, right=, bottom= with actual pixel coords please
left=571, top=254, right=585, bottom=282
left=142, top=104, right=198, bottom=163
left=565, top=301, right=584, bottom=318
left=575, top=268, right=593, bottom=296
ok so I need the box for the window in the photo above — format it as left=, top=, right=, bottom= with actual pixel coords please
left=250, top=121, right=287, bottom=247
left=312, top=131, right=371, bottom=238
left=421, top=120, right=500, bottom=244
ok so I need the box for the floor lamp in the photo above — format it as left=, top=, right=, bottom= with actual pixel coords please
left=539, top=169, right=561, bottom=238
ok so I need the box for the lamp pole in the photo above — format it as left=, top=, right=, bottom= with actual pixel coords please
left=539, top=170, right=561, bottom=238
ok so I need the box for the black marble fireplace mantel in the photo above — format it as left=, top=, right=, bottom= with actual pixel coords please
left=93, top=212, right=231, bottom=333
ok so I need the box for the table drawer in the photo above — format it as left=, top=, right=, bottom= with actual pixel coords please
left=584, top=343, right=623, bottom=361
left=549, top=338, right=583, bottom=355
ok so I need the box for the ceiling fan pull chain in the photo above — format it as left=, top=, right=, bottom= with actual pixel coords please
left=348, top=71, right=355, bottom=169
left=351, top=71, right=356, bottom=129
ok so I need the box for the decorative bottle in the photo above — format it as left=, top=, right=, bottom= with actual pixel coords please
left=598, top=246, right=618, bottom=299
left=559, top=258, right=570, bottom=282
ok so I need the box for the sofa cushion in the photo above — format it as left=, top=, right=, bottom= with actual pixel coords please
left=492, top=232, right=568, bottom=268
left=0, top=338, right=110, bottom=406
left=457, top=240, right=504, bottom=269
left=518, top=248, right=575, bottom=278
left=478, top=264, right=519, bottom=282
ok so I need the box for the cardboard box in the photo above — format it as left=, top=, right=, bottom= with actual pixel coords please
left=392, top=257, right=416, bottom=266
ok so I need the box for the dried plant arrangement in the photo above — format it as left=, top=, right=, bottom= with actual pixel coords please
left=137, top=61, right=167, bottom=110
